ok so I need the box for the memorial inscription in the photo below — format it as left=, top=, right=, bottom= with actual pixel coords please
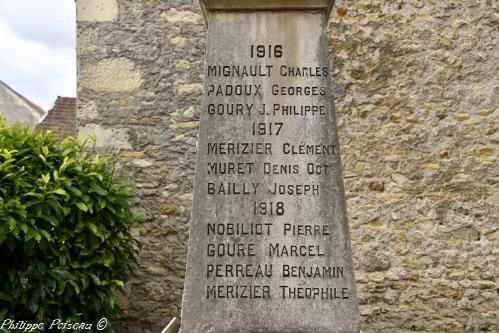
left=181, top=2, right=360, bottom=332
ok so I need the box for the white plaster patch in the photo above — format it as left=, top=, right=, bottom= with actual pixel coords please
left=179, top=193, right=193, bottom=202
left=486, top=187, right=499, bottom=208
left=175, top=83, right=203, bottom=95
left=172, top=59, right=191, bottom=70
left=80, top=58, right=143, bottom=92
left=131, top=159, right=155, bottom=168
left=77, top=0, right=118, bottom=22
left=77, top=29, right=97, bottom=55
left=78, top=101, right=99, bottom=120
left=182, top=106, right=196, bottom=117
left=161, top=8, right=202, bottom=24
left=78, top=124, right=132, bottom=149
left=170, top=36, right=187, bottom=47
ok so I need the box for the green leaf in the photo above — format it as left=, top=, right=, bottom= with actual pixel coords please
left=19, top=223, right=29, bottom=234
left=87, top=223, right=98, bottom=236
left=24, top=192, right=43, bottom=198
left=41, top=173, right=50, bottom=184
left=98, top=199, right=107, bottom=210
left=8, top=217, right=20, bottom=238
left=108, top=294, right=116, bottom=309
left=56, top=281, right=67, bottom=296
left=39, top=213, right=59, bottom=227
left=85, top=172, right=103, bottom=182
left=29, top=293, right=39, bottom=313
left=88, top=273, right=101, bottom=286
left=52, top=188, right=68, bottom=196
left=67, top=186, right=82, bottom=197
left=0, top=291, right=12, bottom=302
left=81, top=275, right=89, bottom=289
left=69, top=280, right=81, bottom=294
left=111, top=280, right=124, bottom=288
left=99, top=251, right=115, bottom=267
left=0, top=117, right=142, bottom=324
left=0, top=308, right=7, bottom=322
left=51, top=269, right=72, bottom=280
left=36, top=262, right=47, bottom=275
left=35, top=306, right=45, bottom=322
left=75, top=202, right=88, bottom=212
left=0, top=222, right=9, bottom=245
left=38, top=229, right=53, bottom=242
left=59, top=156, right=74, bottom=172
left=61, top=147, right=73, bottom=156
left=90, top=183, right=108, bottom=196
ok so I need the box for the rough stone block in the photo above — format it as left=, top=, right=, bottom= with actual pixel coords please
left=80, top=58, right=143, bottom=92
left=76, top=0, right=118, bottom=22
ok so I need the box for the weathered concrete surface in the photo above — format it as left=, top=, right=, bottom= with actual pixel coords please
left=180, top=9, right=360, bottom=333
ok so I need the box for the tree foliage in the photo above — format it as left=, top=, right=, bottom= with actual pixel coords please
left=0, top=118, right=142, bottom=331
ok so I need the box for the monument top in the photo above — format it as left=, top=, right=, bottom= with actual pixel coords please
left=199, top=0, right=335, bottom=25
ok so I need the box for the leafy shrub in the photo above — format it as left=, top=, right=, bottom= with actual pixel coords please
left=0, top=118, right=142, bottom=331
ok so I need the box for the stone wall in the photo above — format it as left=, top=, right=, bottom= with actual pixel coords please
left=77, top=0, right=498, bottom=332
left=330, top=1, right=498, bottom=332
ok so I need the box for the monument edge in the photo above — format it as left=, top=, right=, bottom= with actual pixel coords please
left=199, top=0, right=335, bottom=26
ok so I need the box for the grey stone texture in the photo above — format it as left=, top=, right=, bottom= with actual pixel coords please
left=180, top=6, right=359, bottom=333
left=77, top=1, right=204, bottom=331
left=77, top=0, right=498, bottom=332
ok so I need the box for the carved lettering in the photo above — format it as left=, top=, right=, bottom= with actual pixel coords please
left=207, top=65, right=273, bottom=77
left=280, top=286, right=349, bottom=300
left=207, top=142, right=272, bottom=155
left=207, top=84, right=262, bottom=96
left=207, top=162, right=255, bottom=175
left=207, top=264, right=272, bottom=278
left=206, top=285, right=271, bottom=299
left=283, top=224, right=330, bottom=236
left=207, top=182, right=259, bottom=195
left=282, top=265, right=344, bottom=279
left=207, top=243, right=256, bottom=257
left=268, top=243, right=325, bottom=257
left=269, top=183, right=319, bottom=196
left=207, top=223, right=272, bottom=236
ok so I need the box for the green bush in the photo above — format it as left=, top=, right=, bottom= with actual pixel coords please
left=0, top=118, right=142, bottom=331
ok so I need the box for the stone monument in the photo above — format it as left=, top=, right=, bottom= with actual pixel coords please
left=180, top=1, right=360, bottom=332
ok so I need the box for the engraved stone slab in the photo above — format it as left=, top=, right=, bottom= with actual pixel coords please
left=180, top=2, right=360, bottom=332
